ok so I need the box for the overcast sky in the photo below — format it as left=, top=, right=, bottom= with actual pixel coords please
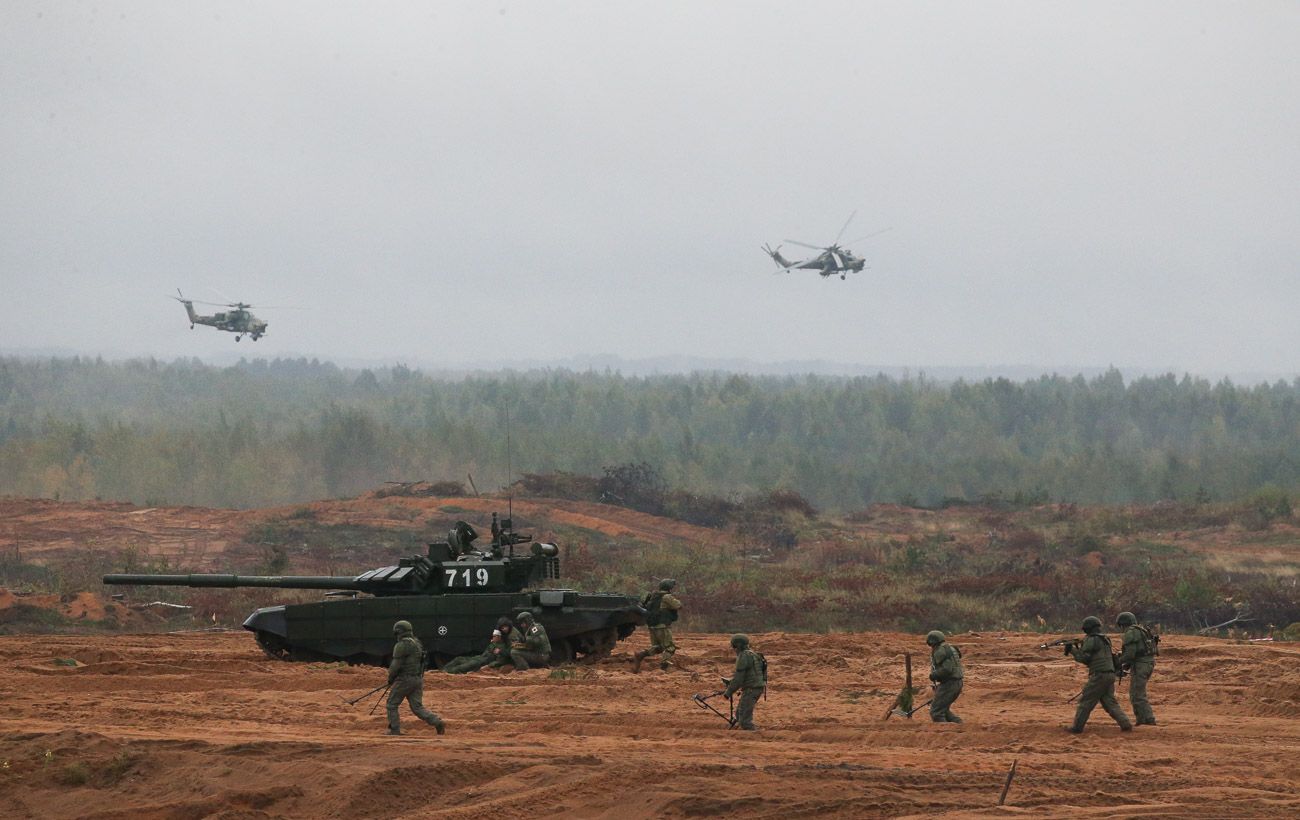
left=2, top=1, right=1297, bottom=378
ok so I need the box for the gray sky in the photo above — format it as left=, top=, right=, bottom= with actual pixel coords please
left=2, top=1, right=1297, bottom=377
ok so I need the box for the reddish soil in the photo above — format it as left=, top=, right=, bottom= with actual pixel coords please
left=2, top=496, right=1298, bottom=816
left=1, top=630, right=1298, bottom=818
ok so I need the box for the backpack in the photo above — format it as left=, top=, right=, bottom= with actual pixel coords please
left=642, top=591, right=678, bottom=627
left=752, top=650, right=768, bottom=686
left=1134, top=625, right=1160, bottom=658
left=405, top=635, right=430, bottom=673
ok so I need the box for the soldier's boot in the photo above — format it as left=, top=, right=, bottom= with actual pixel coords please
left=659, top=659, right=671, bottom=671
left=1065, top=726, right=1083, bottom=734
left=1120, top=724, right=1133, bottom=731
left=512, top=654, right=529, bottom=672
left=388, top=728, right=401, bottom=736
left=434, top=720, right=446, bottom=735
left=631, top=650, right=649, bottom=674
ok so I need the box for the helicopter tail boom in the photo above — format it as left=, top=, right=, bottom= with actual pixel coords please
left=762, top=243, right=799, bottom=270
left=173, top=290, right=201, bottom=326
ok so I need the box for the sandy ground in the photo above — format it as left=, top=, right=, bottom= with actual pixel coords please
left=1, top=629, right=1297, bottom=819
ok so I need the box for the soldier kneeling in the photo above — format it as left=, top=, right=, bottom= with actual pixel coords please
left=510, top=611, right=552, bottom=670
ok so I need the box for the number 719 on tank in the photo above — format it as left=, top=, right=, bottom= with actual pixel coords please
left=443, top=565, right=500, bottom=588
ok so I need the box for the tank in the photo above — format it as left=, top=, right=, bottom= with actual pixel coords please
left=103, top=514, right=644, bottom=668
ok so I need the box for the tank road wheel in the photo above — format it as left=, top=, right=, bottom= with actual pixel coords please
left=570, top=628, right=618, bottom=665
left=254, top=630, right=293, bottom=661
left=549, top=639, right=575, bottom=665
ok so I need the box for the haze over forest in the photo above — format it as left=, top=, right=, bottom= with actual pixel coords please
left=3, top=355, right=1298, bottom=512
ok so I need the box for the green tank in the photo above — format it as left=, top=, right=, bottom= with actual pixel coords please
left=103, top=515, right=644, bottom=668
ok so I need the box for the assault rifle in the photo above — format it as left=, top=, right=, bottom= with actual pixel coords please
left=1038, top=637, right=1079, bottom=650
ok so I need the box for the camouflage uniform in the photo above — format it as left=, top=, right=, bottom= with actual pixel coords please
left=723, top=635, right=765, bottom=730
left=927, top=633, right=964, bottom=724
left=385, top=622, right=444, bottom=735
left=633, top=581, right=682, bottom=672
left=510, top=616, right=552, bottom=670
left=1068, top=621, right=1132, bottom=733
left=1119, top=617, right=1158, bottom=725
left=442, top=627, right=512, bottom=675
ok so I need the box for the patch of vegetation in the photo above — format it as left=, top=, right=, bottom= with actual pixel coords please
left=243, top=519, right=428, bottom=574
left=0, top=604, right=71, bottom=633
left=53, top=762, right=90, bottom=786
left=559, top=494, right=1300, bottom=635
left=97, top=751, right=137, bottom=786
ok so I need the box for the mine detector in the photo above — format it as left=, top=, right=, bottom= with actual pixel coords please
left=103, top=517, right=644, bottom=669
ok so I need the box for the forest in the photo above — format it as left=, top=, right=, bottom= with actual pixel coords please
left=2, top=355, right=1299, bottom=511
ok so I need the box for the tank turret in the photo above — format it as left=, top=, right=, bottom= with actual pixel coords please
left=103, top=516, right=641, bottom=668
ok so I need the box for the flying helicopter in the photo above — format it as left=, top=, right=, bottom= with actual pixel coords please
left=763, top=211, right=891, bottom=280
left=170, top=290, right=269, bottom=341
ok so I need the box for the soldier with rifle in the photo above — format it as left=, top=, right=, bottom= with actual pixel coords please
left=1116, top=611, right=1159, bottom=725
left=1063, top=615, right=1133, bottom=734
left=385, top=620, right=446, bottom=736
left=631, top=578, right=682, bottom=673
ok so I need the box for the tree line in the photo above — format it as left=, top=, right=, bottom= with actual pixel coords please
left=1, top=355, right=1299, bottom=511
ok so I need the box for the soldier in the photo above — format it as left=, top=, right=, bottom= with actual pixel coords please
left=1066, top=615, right=1133, bottom=734
left=718, top=634, right=766, bottom=731
left=442, top=617, right=514, bottom=674
left=925, top=630, right=963, bottom=723
left=509, top=611, right=552, bottom=670
left=631, top=578, right=682, bottom=673
left=1116, top=611, right=1159, bottom=725
left=385, top=620, right=445, bottom=736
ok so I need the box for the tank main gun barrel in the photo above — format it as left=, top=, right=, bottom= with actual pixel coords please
left=103, top=536, right=562, bottom=597
left=103, top=573, right=360, bottom=590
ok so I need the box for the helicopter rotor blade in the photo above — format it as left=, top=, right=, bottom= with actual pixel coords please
left=832, top=210, right=858, bottom=245
left=783, top=239, right=827, bottom=251
left=845, top=227, right=894, bottom=245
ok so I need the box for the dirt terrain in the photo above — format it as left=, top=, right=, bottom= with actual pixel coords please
left=1, top=629, right=1298, bottom=819
left=2, top=495, right=1298, bottom=816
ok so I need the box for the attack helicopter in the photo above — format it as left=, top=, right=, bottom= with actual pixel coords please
left=171, top=290, right=269, bottom=341
left=762, top=211, right=890, bottom=280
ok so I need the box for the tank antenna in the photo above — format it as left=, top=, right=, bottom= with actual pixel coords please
left=506, top=406, right=512, bottom=525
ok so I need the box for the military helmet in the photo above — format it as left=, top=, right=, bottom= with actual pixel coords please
left=517, top=611, right=534, bottom=623
left=659, top=578, right=677, bottom=591
left=925, top=629, right=946, bottom=646
left=730, top=633, right=749, bottom=650
left=497, top=616, right=512, bottom=629
left=1116, top=611, right=1137, bottom=627
left=392, top=619, right=413, bottom=636
left=1081, top=615, right=1103, bottom=633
